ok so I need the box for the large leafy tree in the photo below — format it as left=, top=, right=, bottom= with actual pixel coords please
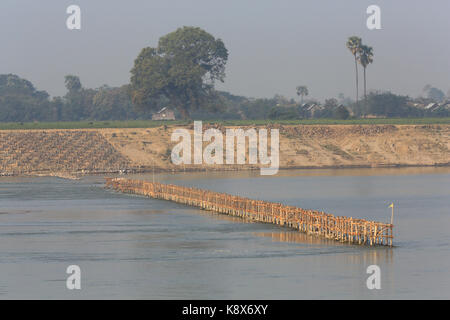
left=92, top=85, right=154, bottom=120
left=346, top=36, right=362, bottom=103
left=62, top=75, right=95, bottom=120
left=334, top=105, right=350, bottom=120
left=365, top=92, right=411, bottom=117
left=0, top=74, right=52, bottom=122
left=130, top=26, right=228, bottom=119
left=64, top=75, right=82, bottom=93
left=423, top=85, right=445, bottom=102
left=358, top=45, right=374, bottom=101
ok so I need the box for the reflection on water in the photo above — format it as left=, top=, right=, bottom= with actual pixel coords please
left=254, top=231, right=394, bottom=265
left=255, top=230, right=351, bottom=246
left=120, top=166, right=450, bottom=182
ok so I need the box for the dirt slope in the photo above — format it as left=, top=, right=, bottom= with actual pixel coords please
left=1, top=124, right=448, bottom=176
left=100, top=124, right=450, bottom=170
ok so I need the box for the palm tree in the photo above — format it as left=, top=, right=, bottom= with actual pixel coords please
left=346, top=36, right=362, bottom=103
left=358, top=45, right=374, bottom=101
left=296, top=86, right=309, bottom=104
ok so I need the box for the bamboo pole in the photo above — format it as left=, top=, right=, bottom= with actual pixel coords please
left=105, top=178, right=394, bottom=247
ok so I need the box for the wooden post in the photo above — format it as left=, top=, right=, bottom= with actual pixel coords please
left=107, top=178, right=394, bottom=247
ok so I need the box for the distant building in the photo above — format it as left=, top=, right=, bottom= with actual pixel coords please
left=152, top=107, right=176, bottom=120
left=306, top=104, right=323, bottom=118
left=424, top=103, right=439, bottom=111
left=298, top=103, right=324, bottom=118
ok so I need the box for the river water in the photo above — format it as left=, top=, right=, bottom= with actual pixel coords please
left=0, top=167, right=449, bottom=299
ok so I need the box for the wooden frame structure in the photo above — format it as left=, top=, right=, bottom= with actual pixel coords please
left=106, top=178, right=393, bottom=247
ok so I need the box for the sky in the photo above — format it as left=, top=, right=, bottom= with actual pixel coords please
left=0, top=0, right=449, bottom=101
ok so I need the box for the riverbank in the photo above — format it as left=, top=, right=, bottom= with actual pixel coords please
left=1, top=124, right=449, bottom=177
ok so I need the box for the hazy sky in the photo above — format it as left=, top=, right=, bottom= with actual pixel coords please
left=1, top=0, right=449, bottom=101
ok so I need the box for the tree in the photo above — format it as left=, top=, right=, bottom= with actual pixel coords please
left=364, top=91, right=415, bottom=117
left=63, top=75, right=90, bottom=120
left=346, top=36, right=362, bottom=103
left=49, top=97, right=64, bottom=121
left=334, top=105, right=350, bottom=119
left=358, top=45, right=374, bottom=101
left=240, top=98, right=276, bottom=119
left=130, top=26, right=228, bottom=119
left=324, top=98, right=338, bottom=109
left=92, top=85, right=150, bottom=120
left=64, top=75, right=82, bottom=93
left=423, top=85, right=445, bottom=102
left=268, top=106, right=300, bottom=120
left=296, top=86, right=309, bottom=104
left=273, top=94, right=291, bottom=106
left=0, top=74, right=52, bottom=122
left=315, top=98, right=339, bottom=118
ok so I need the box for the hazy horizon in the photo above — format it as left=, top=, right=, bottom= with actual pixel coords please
left=1, top=0, right=449, bottom=101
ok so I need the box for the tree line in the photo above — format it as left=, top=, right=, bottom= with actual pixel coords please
left=0, top=73, right=155, bottom=122
left=0, top=27, right=448, bottom=122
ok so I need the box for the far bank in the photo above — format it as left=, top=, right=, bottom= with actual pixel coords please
left=0, top=124, right=449, bottom=177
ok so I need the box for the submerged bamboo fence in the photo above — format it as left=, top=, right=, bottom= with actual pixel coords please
left=106, top=178, right=393, bottom=247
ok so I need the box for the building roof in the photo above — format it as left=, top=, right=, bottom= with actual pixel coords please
left=425, top=103, right=439, bottom=110
left=306, top=104, right=323, bottom=111
left=156, top=107, right=168, bottom=114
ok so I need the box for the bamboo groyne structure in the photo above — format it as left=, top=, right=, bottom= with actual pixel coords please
left=106, top=178, right=393, bottom=247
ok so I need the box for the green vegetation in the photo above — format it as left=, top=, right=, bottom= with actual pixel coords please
left=334, top=105, right=350, bottom=120
left=0, top=73, right=153, bottom=122
left=0, top=120, right=189, bottom=130
left=207, top=118, right=450, bottom=126
left=1, top=28, right=449, bottom=124
left=0, top=74, right=53, bottom=122
left=1, top=118, right=449, bottom=130
left=423, top=85, right=446, bottom=102
left=356, top=92, right=412, bottom=117
left=129, top=26, right=228, bottom=119
left=267, top=106, right=300, bottom=120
